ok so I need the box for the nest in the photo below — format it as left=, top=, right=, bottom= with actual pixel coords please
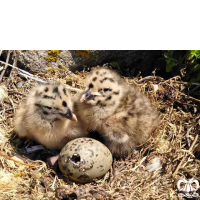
left=0, top=56, right=199, bottom=199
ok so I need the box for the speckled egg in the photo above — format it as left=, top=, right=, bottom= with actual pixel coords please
left=58, top=137, right=113, bottom=183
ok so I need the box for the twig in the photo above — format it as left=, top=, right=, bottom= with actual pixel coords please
left=179, top=91, right=200, bottom=103
left=133, top=174, right=151, bottom=189
left=175, top=100, right=197, bottom=107
left=51, top=175, right=57, bottom=189
left=65, top=86, right=82, bottom=92
left=0, top=60, right=45, bottom=82
left=8, top=97, right=15, bottom=113
left=18, top=72, right=46, bottom=83
left=0, top=60, right=30, bottom=75
left=0, top=50, right=11, bottom=82
left=0, top=50, right=2, bottom=56
left=5, top=108, right=15, bottom=112
left=173, top=134, right=199, bottom=177
left=169, top=80, right=200, bottom=87
left=137, top=76, right=164, bottom=83
left=187, top=82, right=200, bottom=86
left=9, top=50, right=18, bottom=78
left=8, top=90, right=25, bottom=96
left=0, top=150, right=40, bottom=168
left=190, top=85, right=200, bottom=93
left=0, top=60, right=82, bottom=92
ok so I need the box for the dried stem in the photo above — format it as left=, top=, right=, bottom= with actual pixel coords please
left=0, top=60, right=45, bottom=81
left=179, top=91, right=200, bottom=103
left=65, top=86, right=82, bottom=92
left=173, top=134, right=199, bottom=177
left=0, top=151, right=40, bottom=168
left=9, top=50, right=18, bottom=78
left=137, top=76, right=164, bottom=83
left=0, top=60, right=82, bottom=92
left=0, top=50, right=11, bottom=82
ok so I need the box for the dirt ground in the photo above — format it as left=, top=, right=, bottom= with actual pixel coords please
left=0, top=65, right=199, bottom=200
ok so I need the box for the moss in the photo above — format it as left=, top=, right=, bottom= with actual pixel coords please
left=47, top=67, right=59, bottom=74
left=76, top=50, right=92, bottom=58
left=47, top=66, right=66, bottom=75
left=58, top=65, right=67, bottom=70
left=46, top=50, right=61, bottom=66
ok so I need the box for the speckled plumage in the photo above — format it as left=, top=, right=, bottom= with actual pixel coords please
left=76, top=67, right=159, bottom=158
left=14, top=83, right=87, bottom=149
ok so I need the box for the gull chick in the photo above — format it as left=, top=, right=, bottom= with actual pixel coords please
left=14, top=82, right=86, bottom=149
left=77, top=67, right=159, bottom=158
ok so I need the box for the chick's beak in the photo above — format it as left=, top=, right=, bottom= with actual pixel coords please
left=80, top=88, right=91, bottom=102
left=64, top=108, right=77, bottom=122
left=80, top=88, right=101, bottom=103
left=80, top=93, right=86, bottom=102
left=71, top=113, right=78, bottom=122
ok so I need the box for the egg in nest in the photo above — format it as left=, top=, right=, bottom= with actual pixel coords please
left=58, top=137, right=113, bottom=183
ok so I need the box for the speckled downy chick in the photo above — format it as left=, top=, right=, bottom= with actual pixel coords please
left=14, top=82, right=87, bottom=149
left=77, top=68, right=159, bottom=158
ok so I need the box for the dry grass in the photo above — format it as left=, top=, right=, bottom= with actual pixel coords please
left=0, top=63, right=199, bottom=200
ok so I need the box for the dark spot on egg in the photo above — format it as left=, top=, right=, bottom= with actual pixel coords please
left=61, top=165, right=67, bottom=171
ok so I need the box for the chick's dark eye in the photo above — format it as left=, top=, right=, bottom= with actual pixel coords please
left=62, top=101, right=67, bottom=107
left=104, top=88, right=110, bottom=92
left=89, top=83, right=93, bottom=88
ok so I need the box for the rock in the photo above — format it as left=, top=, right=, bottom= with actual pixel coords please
left=120, top=50, right=162, bottom=77
left=1, top=50, right=163, bottom=76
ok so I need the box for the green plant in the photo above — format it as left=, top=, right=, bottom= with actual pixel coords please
left=164, top=50, right=200, bottom=83
left=164, top=51, right=179, bottom=72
